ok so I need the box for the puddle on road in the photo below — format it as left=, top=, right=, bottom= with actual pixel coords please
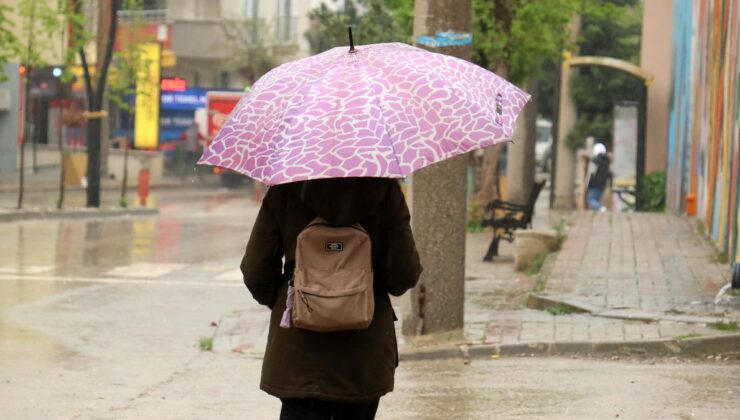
left=0, top=280, right=83, bottom=370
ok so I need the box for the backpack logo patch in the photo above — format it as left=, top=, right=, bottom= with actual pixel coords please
left=325, top=242, right=343, bottom=252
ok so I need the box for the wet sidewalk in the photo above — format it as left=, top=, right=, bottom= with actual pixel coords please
left=433, top=211, right=740, bottom=357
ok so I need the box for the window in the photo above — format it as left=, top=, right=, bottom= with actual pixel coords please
left=243, top=0, right=259, bottom=19
left=244, top=0, right=260, bottom=42
left=276, top=0, right=293, bottom=42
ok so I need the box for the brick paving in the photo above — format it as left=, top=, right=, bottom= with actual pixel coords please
left=450, top=221, right=731, bottom=348
left=545, top=212, right=729, bottom=313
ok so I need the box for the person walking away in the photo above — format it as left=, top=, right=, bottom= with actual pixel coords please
left=586, top=143, right=612, bottom=212
left=241, top=177, right=422, bottom=420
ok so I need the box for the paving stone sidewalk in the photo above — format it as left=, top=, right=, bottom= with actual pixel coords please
left=543, top=212, right=734, bottom=316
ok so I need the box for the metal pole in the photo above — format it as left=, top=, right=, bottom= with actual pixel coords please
left=635, top=82, right=648, bottom=211
left=550, top=59, right=562, bottom=209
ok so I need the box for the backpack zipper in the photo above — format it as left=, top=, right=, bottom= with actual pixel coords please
left=297, top=289, right=312, bottom=313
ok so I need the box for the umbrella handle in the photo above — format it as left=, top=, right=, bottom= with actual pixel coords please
left=348, top=27, right=355, bottom=53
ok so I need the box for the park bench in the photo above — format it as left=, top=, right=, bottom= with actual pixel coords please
left=481, top=180, right=546, bottom=261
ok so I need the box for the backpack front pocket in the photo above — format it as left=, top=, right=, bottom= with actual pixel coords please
left=292, top=268, right=374, bottom=332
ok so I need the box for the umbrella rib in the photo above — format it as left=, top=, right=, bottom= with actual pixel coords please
left=357, top=55, right=405, bottom=178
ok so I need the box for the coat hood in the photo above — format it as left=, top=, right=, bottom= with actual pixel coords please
left=287, top=178, right=395, bottom=226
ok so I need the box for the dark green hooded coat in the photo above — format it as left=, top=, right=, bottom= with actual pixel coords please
left=241, top=178, right=422, bottom=403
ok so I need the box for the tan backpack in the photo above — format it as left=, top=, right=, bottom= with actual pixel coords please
left=280, top=217, right=374, bottom=332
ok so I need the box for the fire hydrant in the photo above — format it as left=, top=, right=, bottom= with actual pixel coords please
left=138, top=168, right=150, bottom=206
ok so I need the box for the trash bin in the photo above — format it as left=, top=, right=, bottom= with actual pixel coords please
left=63, top=152, right=88, bottom=186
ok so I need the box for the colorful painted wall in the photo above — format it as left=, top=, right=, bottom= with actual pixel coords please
left=667, top=0, right=740, bottom=263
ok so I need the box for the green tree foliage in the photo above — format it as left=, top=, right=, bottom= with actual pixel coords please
left=14, top=0, right=68, bottom=74
left=472, top=0, right=579, bottom=85
left=221, top=18, right=278, bottom=86
left=305, top=0, right=413, bottom=54
left=107, top=0, right=156, bottom=206
left=565, top=0, right=642, bottom=150
left=0, top=4, right=19, bottom=82
left=107, top=0, right=155, bottom=116
left=13, top=0, right=88, bottom=209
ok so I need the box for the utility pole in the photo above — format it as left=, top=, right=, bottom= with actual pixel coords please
left=403, top=0, right=472, bottom=336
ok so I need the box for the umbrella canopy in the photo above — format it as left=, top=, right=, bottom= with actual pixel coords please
left=199, top=42, right=530, bottom=186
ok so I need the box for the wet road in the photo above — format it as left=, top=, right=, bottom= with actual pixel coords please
left=1, top=188, right=739, bottom=419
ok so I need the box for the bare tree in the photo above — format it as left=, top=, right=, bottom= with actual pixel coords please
left=221, top=18, right=278, bottom=86
left=14, top=0, right=67, bottom=209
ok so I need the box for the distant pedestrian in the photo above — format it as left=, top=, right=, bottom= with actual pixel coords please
left=181, top=122, right=203, bottom=179
left=586, top=143, right=612, bottom=212
left=241, top=177, right=422, bottom=420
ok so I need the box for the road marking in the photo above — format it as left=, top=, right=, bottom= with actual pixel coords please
left=0, top=265, right=54, bottom=274
left=104, top=263, right=187, bottom=278
left=0, top=273, right=242, bottom=288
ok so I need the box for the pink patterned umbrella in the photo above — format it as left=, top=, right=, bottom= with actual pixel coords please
left=198, top=42, right=530, bottom=186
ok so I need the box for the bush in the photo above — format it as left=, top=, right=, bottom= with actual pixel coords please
left=638, top=171, right=666, bottom=212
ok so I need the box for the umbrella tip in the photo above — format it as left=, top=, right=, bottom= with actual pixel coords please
left=348, top=26, right=355, bottom=53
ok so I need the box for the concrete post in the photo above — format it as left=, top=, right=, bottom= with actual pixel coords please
left=553, top=16, right=581, bottom=210
left=640, top=0, right=674, bottom=174
left=402, top=0, right=471, bottom=336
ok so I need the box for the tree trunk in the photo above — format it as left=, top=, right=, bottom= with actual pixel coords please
left=506, top=77, right=539, bottom=205
left=473, top=146, right=502, bottom=208
left=57, top=98, right=66, bottom=209
left=403, top=0, right=471, bottom=337
left=120, top=115, right=132, bottom=207
left=17, top=68, right=32, bottom=210
left=472, top=63, right=509, bottom=211
left=82, top=0, right=121, bottom=208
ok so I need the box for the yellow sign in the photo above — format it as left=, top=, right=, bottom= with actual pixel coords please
left=135, top=42, right=162, bottom=149
left=162, top=49, right=177, bottom=68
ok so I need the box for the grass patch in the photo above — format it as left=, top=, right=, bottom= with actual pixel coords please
left=674, top=333, right=702, bottom=341
left=525, top=252, right=549, bottom=275
left=467, top=219, right=483, bottom=233
left=727, top=288, right=740, bottom=297
left=707, top=321, right=739, bottom=332
left=199, top=337, right=213, bottom=351
left=696, top=221, right=705, bottom=236
left=545, top=303, right=572, bottom=316
left=551, top=219, right=569, bottom=250
left=714, top=251, right=728, bottom=264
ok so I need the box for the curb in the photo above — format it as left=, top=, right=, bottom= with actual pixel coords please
left=526, top=293, right=737, bottom=324
left=0, top=182, right=224, bottom=194
left=399, top=333, right=740, bottom=361
left=0, top=207, right=159, bottom=222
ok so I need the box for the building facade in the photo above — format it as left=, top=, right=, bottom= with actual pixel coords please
left=163, top=0, right=313, bottom=90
